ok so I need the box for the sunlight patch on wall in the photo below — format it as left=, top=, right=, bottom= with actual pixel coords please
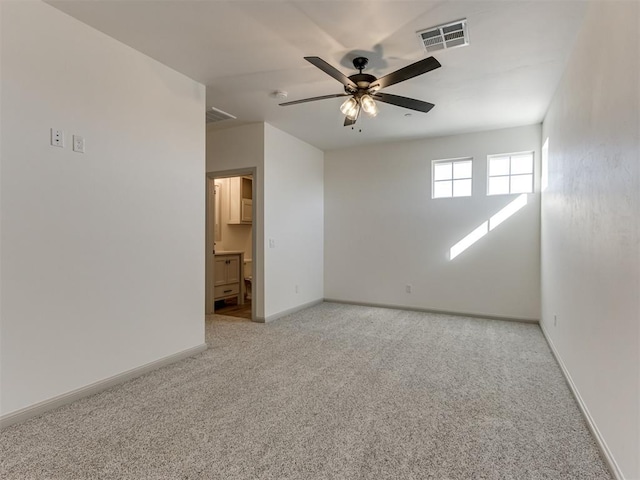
left=541, top=138, right=549, bottom=192
left=449, top=222, right=489, bottom=260
left=449, top=194, right=528, bottom=260
left=489, top=194, right=527, bottom=230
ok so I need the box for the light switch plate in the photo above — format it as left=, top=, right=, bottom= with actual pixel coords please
left=73, top=135, right=85, bottom=153
left=50, top=128, right=64, bottom=147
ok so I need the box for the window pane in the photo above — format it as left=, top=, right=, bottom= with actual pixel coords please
left=453, top=160, right=472, bottom=179
left=511, top=153, right=533, bottom=174
left=433, top=180, right=452, bottom=198
left=434, top=162, right=452, bottom=181
left=453, top=179, right=472, bottom=197
left=511, top=174, right=533, bottom=193
left=453, top=160, right=471, bottom=178
left=488, top=176, right=509, bottom=195
left=489, top=156, right=509, bottom=176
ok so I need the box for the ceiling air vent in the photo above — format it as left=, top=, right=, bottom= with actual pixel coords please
left=417, top=19, right=469, bottom=53
left=206, top=106, right=236, bottom=124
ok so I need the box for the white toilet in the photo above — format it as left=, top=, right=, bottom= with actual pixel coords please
left=243, top=259, right=252, bottom=300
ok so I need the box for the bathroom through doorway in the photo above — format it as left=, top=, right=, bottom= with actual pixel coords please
left=206, top=169, right=256, bottom=321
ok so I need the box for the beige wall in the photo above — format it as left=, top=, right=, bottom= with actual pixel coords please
left=263, top=123, right=324, bottom=319
left=325, top=125, right=542, bottom=320
left=207, top=123, right=325, bottom=320
left=1, top=1, right=206, bottom=416
left=541, top=1, right=639, bottom=478
left=207, top=123, right=264, bottom=318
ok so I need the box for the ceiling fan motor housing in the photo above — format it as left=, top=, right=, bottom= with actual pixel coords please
left=344, top=57, right=376, bottom=93
left=345, top=73, right=377, bottom=94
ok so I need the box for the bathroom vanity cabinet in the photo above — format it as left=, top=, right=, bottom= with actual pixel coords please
left=213, top=252, right=244, bottom=305
left=228, top=176, right=253, bottom=224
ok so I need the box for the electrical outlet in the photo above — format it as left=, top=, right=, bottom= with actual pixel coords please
left=405, top=284, right=412, bottom=294
left=295, top=284, right=299, bottom=294
left=269, top=238, right=276, bottom=248
left=73, top=135, right=85, bottom=153
left=554, top=314, right=558, bottom=326
left=50, top=128, right=64, bottom=147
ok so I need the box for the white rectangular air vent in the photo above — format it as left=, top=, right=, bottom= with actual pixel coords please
left=206, top=106, right=236, bottom=124
left=417, top=19, right=469, bottom=53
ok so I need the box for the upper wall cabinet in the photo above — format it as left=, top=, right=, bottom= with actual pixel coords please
left=228, top=176, right=253, bottom=225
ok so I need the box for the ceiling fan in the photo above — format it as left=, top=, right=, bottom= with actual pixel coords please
left=280, top=55, right=441, bottom=126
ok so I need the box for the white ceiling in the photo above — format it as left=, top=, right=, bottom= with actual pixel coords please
left=47, top=1, right=587, bottom=151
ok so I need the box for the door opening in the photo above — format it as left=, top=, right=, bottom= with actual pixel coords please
left=206, top=170, right=256, bottom=321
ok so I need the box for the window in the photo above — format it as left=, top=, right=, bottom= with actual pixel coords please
left=487, top=152, right=534, bottom=195
left=432, top=158, right=472, bottom=198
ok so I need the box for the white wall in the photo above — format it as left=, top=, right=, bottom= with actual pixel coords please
left=0, top=1, right=206, bottom=416
left=325, top=125, right=541, bottom=320
left=207, top=123, right=265, bottom=318
left=264, top=124, right=324, bottom=319
left=206, top=123, right=264, bottom=173
left=541, top=1, right=639, bottom=478
left=207, top=123, right=324, bottom=320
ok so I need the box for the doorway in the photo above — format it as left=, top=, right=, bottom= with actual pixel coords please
left=206, top=169, right=256, bottom=321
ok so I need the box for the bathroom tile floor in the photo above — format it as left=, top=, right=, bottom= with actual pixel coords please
left=214, top=298, right=252, bottom=320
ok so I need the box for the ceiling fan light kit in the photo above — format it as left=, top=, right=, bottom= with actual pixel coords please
left=360, top=94, right=378, bottom=117
left=340, top=97, right=358, bottom=117
left=280, top=54, right=441, bottom=126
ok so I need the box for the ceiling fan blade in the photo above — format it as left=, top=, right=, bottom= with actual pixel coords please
left=279, top=93, right=350, bottom=106
left=305, top=57, right=358, bottom=90
left=370, top=56, right=441, bottom=90
left=372, top=92, right=435, bottom=113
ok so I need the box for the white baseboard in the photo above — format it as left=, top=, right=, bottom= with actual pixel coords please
left=539, top=322, right=624, bottom=480
left=0, top=343, right=208, bottom=430
left=324, top=298, right=539, bottom=324
left=263, top=299, right=324, bottom=322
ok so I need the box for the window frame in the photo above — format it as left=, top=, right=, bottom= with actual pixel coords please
left=431, top=157, right=474, bottom=199
left=486, top=151, right=534, bottom=196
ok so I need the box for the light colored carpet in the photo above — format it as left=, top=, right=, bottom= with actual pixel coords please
left=1, top=303, right=611, bottom=479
